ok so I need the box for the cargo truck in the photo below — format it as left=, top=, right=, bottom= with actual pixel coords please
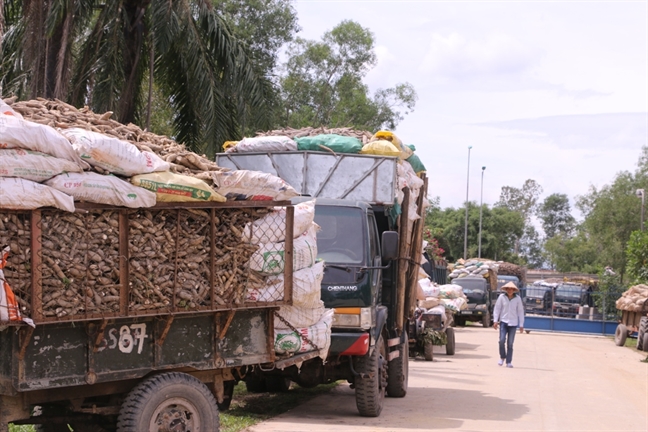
left=0, top=201, right=299, bottom=431
left=216, top=151, right=427, bottom=417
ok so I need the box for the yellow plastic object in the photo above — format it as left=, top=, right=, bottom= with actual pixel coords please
left=359, top=140, right=401, bottom=157
left=222, top=140, right=239, bottom=151
left=370, top=130, right=413, bottom=160
left=131, top=171, right=226, bottom=202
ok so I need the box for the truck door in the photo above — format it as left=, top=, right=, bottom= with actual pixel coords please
left=368, top=213, right=382, bottom=303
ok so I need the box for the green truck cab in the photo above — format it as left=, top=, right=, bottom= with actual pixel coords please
left=453, top=276, right=492, bottom=327
left=216, top=151, right=425, bottom=417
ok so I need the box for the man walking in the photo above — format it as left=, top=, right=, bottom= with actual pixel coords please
left=493, top=281, right=525, bottom=368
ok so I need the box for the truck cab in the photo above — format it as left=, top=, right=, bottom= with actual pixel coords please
left=524, top=284, right=553, bottom=315
left=491, top=275, right=522, bottom=310
left=452, top=276, right=491, bottom=327
left=553, top=283, right=593, bottom=317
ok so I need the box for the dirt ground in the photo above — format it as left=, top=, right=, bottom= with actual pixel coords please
left=245, top=326, right=648, bottom=431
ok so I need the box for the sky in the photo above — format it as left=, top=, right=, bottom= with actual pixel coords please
left=292, top=0, right=648, bottom=218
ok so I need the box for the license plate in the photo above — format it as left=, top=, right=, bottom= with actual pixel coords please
left=535, top=299, right=541, bottom=304
left=461, top=310, right=473, bottom=315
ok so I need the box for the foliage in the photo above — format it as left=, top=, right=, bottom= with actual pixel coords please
left=595, top=270, right=624, bottom=319
left=543, top=231, right=600, bottom=273
left=423, top=228, right=445, bottom=261
left=626, top=230, right=648, bottom=284
left=496, top=179, right=543, bottom=223
left=425, top=202, right=524, bottom=263
left=1, top=0, right=272, bottom=156
left=518, top=225, right=544, bottom=269
left=539, top=193, right=576, bottom=238
left=418, top=328, right=447, bottom=346
left=278, top=20, right=417, bottom=130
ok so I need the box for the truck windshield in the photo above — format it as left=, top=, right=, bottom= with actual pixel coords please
left=454, top=278, right=487, bottom=294
left=314, top=206, right=366, bottom=265
left=526, top=287, right=549, bottom=298
left=556, top=285, right=582, bottom=299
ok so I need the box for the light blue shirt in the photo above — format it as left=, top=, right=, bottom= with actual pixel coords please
left=493, top=293, right=525, bottom=327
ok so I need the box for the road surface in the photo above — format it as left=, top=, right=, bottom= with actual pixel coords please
left=246, top=326, right=648, bottom=431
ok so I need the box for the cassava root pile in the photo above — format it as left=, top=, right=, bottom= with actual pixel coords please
left=616, top=284, right=648, bottom=312
left=2, top=96, right=226, bottom=183
left=1, top=206, right=275, bottom=320
left=255, top=126, right=373, bottom=143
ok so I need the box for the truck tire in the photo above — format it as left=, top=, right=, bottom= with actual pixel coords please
left=482, top=312, right=491, bottom=328
left=423, top=342, right=434, bottom=361
left=116, top=372, right=219, bottom=432
left=386, top=338, right=408, bottom=398
left=637, top=317, right=648, bottom=351
left=354, top=333, right=386, bottom=417
left=614, top=324, right=628, bottom=346
left=445, top=327, right=456, bottom=355
left=643, top=333, right=648, bottom=353
left=265, top=376, right=291, bottom=393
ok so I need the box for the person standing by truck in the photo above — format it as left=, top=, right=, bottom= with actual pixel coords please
left=493, top=282, right=525, bottom=368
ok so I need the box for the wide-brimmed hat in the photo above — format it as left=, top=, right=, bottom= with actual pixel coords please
left=502, top=281, right=519, bottom=292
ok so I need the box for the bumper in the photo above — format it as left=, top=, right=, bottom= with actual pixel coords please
left=328, top=331, right=370, bottom=356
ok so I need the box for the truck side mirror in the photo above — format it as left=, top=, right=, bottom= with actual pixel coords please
left=381, top=231, right=399, bottom=263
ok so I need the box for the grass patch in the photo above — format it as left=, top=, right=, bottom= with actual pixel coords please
left=221, top=381, right=339, bottom=432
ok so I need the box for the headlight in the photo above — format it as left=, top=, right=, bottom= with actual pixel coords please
left=333, top=307, right=373, bottom=329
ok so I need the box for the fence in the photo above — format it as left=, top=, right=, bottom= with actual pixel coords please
left=518, top=285, right=625, bottom=335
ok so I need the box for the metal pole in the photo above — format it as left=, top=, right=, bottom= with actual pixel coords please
left=642, top=192, right=645, bottom=231
left=463, top=146, right=472, bottom=260
left=478, top=166, right=486, bottom=258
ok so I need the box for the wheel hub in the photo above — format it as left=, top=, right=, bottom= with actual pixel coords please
left=151, top=398, right=200, bottom=432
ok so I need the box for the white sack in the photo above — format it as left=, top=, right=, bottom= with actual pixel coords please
left=274, top=302, right=326, bottom=329
left=419, top=297, right=441, bottom=309
left=0, top=177, right=74, bottom=212
left=247, top=261, right=324, bottom=309
left=62, top=128, right=169, bottom=176
left=274, top=309, right=333, bottom=360
left=243, top=199, right=315, bottom=244
left=0, top=101, right=89, bottom=169
left=249, top=224, right=318, bottom=275
left=439, top=284, right=465, bottom=299
left=227, top=136, right=297, bottom=153
left=419, top=278, right=440, bottom=298
left=441, top=297, right=467, bottom=312
left=212, top=170, right=299, bottom=202
left=46, top=172, right=157, bottom=208
left=0, top=149, right=83, bottom=182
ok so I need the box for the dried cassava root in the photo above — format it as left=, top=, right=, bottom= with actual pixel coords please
left=3, top=97, right=226, bottom=182
left=256, top=126, right=373, bottom=143
left=0, top=212, right=32, bottom=315
left=0, top=206, right=274, bottom=319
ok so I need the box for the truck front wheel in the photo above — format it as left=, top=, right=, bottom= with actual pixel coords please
left=386, top=338, right=408, bottom=398
left=116, top=372, right=219, bottom=432
left=354, top=333, right=387, bottom=417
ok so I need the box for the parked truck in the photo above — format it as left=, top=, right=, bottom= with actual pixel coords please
left=0, top=201, right=300, bottom=431
left=216, top=151, right=427, bottom=417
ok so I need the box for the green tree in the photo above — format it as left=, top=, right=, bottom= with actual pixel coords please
left=538, top=193, right=576, bottom=238
left=543, top=231, right=599, bottom=272
left=1, top=0, right=271, bottom=156
left=519, top=225, right=544, bottom=268
left=278, top=20, right=417, bottom=130
left=425, top=202, right=524, bottom=263
left=626, top=230, right=648, bottom=284
left=496, top=179, right=543, bottom=223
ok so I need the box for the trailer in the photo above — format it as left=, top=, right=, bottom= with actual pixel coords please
left=0, top=201, right=301, bottom=431
left=614, top=299, right=648, bottom=350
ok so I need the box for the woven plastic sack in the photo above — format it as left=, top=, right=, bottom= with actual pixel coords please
left=0, top=149, right=83, bottom=182
left=212, top=170, right=298, bottom=201
left=419, top=278, right=440, bottom=298
left=370, top=131, right=413, bottom=160
left=274, top=309, right=333, bottom=360
left=62, top=128, right=169, bottom=176
left=226, top=136, right=297, bottom=153
left=249, top=224, right=318, bottom=275
left=0, top=101, right=89, bottom=169
left=274, top=301, right=326, bottom=329
left=359, top=140, right=400, bottom=157
left=247, top=261, right=324, bottom=309
left=131, top=171, right=225, bottom=202
left=295, top=134, right=362, bottom=153
left=46, top=172, right=156, bottom=208
left=243, top=199, right=315, bottom=244
left=439, top=284, right=465, bottom=299
left=406, top=153, right=426, bottom=174
left=419, top=297, right=441, bottom=309
left=0, top=177, right=75, bottom=212
left=442, top=297, right=467, bottom=312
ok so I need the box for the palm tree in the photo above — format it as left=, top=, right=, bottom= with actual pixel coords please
left=1, top=0, right=271, bottom=155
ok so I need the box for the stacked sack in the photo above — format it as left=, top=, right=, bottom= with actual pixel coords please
left=448, top=258, right=499, bottom=280
left=417, top=275, right=468, bottom=319
left=242, top=199, right=332, bottom=360
left=615, top=284, right=648, bottom=312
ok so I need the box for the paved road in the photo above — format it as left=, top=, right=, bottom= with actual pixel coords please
left=246, top=326, right=648, bottom=431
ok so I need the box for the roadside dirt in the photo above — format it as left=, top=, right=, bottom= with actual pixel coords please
left=246, top=326, right=648, bottom=431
